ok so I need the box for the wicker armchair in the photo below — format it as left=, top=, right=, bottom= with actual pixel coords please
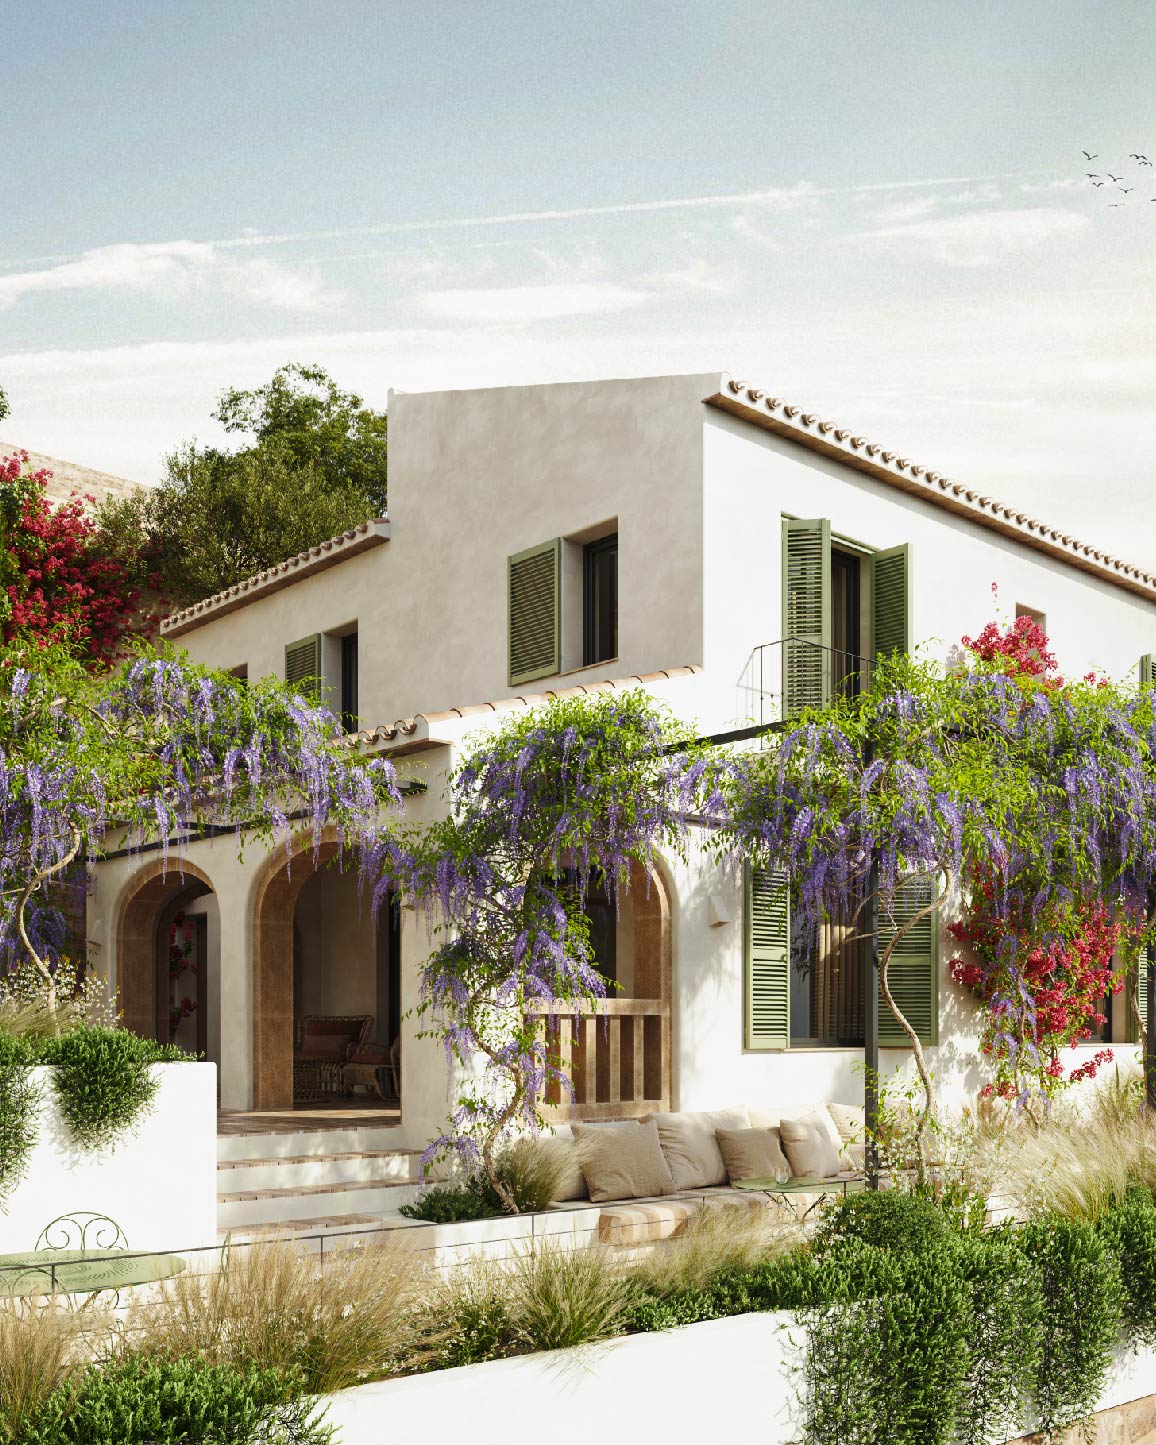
left=293, top=1014, right=373, bottom=1102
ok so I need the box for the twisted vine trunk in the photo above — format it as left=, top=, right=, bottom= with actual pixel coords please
left=15, top=827, right=83, bottom=1035
left=877, top=867, right=953, bottom=1183
left=465, top=987, right=524, bottom=1214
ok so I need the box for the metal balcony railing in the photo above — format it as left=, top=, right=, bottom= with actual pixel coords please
left=737, top=639, right=869, bottom=729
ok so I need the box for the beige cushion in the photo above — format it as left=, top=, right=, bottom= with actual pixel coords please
left=538, top=1135, right=588, bottom=1201
left=827, top=1102, right=866, bottom=1146
left=573, top=1119, right=676, bottom=1203
left=715, top=1126, right=790, bottom=1185
left=652, top=1108, right=751, bottom=1190
left=779, top=1113, right=843, bottom=1179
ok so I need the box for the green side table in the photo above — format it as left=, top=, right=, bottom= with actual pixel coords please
left=0, top=1248, right=186, bottom=1298
left=733, top=1173, right=865, bottom=1219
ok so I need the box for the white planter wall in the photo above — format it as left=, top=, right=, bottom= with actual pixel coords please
left=323, top=1311, right=1156, bottom=1445
left=0, top=1062, right=217, bottom=1254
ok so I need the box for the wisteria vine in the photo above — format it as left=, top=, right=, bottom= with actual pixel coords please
left=0, top=644, right=401, bottom=1017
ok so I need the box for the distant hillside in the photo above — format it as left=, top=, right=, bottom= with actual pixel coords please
left=0, top=442, right=143, bottom=507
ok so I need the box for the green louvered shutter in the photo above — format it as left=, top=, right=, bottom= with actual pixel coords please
left=872, top=544, right=911, bottom=662
left=782, top=518, right=831, bottom=718
left=1128, top=944, right=1150, bottom=1041
left=508, top=540, right=561, bottom=686
left=878, top=873, right=939, bottom=1047
left=1140, top=655, right=1156, bottom=688
left=746, top=865, right=790, bottom=1050
left=284, top=634, right=322, bottom=699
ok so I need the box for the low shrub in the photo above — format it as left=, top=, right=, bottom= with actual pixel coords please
left=1021, top=1214, right=1124, bottom=1435
left=0, top=1034, right=39, bottom=1203
left=811, top=1189, right=956, bottom=1255
left=423, top=1259, right=514, bottom=1369
left=20, top=1356, right=330, bottom=1445
left=401, top=1138, right=567, bottom=1222
left=1098, top=1187, right=1156, bottom=1347
left=38, top=1028, right=187, bottom=1151
left=0, top=1021, right=193, bottom=1198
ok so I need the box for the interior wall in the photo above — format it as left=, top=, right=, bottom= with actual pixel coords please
left=293, top=865, right=379, bottom=1033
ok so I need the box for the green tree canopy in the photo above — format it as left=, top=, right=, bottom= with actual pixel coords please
left=97, top=364, right=387, bottom=608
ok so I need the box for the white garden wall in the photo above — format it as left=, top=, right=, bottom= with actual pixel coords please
left=0, top=1062, right=217, bottom=1254
left=322, top=1311, right=1156, bottom=1445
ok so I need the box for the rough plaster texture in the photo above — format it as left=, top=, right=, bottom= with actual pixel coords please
left=0, top=1064, right=217, bottom=1253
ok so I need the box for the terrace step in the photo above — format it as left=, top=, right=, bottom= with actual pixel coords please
left=217, top=1123, right=405, bottom=1163
left=218, top=1211, right=415, bottom=1245
left=217, top=1149, right=422, bottom=1194
left=217, top=1177, right=421, bottom=1229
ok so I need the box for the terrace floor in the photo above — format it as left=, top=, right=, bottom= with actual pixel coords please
left=217, top=1103, right=402, bottom=1136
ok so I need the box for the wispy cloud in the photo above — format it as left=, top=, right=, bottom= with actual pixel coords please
left=420, top=281, right=648, bottom=322
left=0, top=241, right=341, bottom=312
left=852, top=207, right=1092, bottom=267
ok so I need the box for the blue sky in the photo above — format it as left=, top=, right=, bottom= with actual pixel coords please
left=2, top=1, right=1154, bottom=562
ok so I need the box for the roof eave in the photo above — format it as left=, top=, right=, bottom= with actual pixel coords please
left=706, top=382, right=1156, bottom=603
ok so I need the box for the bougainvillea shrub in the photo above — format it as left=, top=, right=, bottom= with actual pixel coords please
left=0, top=451, right=153, bottom=661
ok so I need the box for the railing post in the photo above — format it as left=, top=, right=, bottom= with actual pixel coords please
left=1147, top=890, right=1156, bottom=1111
left=864, top=738, right=881, bottom=1189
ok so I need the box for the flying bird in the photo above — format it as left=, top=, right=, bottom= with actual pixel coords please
left=1119, top=186, right=1134, bottom=194
left=1086, top=172, right=1100, bottom=178
left=1091, top=180, right=1104, bottom=187
left=1083, top=150, right=1099, bottom=159
left=1107, top=173, right=1123, bottom=182
left=1108, top=202, right=1125, bottom=207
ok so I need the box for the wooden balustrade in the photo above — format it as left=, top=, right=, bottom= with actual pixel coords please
left=526, top=998, right=671, bottom=1121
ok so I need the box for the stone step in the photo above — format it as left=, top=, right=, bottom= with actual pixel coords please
left=217, top=1177, right=421, bottom=1229
left=217, top=1149, right=423, bottom=1194
left=216, top=1124, right=406, bottom=1163
left=218, top=1212, right=415, bottom=1245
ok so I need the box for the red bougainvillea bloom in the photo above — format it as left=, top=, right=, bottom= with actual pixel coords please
left=0, top=451, right=152, bottom=661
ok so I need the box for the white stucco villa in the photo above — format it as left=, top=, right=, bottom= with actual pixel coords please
left=88, top=372, right=1156, bottom=1232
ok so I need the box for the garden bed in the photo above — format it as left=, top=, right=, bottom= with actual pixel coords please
left=0, top=1062, right=216, bottom=1253
left=322, top=1311, right=1156, bottom=1445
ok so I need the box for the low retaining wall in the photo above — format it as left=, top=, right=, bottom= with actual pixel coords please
left=0, top=1063, right=217, bottom=1253
left=323, top=1312, right=1156, bottom=1445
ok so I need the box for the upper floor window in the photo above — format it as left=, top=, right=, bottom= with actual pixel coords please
left=583, top=533, right=618, bottom=667
left=340, top=631, right=359, bottom=734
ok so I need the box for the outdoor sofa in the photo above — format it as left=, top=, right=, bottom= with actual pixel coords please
left=542, top=1103, right=866, bottom=1246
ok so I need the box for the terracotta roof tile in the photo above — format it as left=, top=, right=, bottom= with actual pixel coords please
left=708, top=378, right=1156, bottom=600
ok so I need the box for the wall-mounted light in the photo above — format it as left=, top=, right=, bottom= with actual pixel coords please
left=707, top=894, right=732, bottom=928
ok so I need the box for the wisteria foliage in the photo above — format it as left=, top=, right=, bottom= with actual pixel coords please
left=0, top=645, right=400, bottom=984
left=396, top=691, right=699, bottom=1209
left=406, top=655, right=1156, bottom=1194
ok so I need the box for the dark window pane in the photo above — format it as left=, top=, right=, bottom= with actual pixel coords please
left=583, top=535, right=618, bottom=666
left=341, top=632, right=359, bottom=733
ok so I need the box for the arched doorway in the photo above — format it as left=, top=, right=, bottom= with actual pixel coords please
left=537, top=857, right=673, bottom=1119
left=252, top=834, right=401, bottom=1111
left=115, top=861, right=220, bottom=1068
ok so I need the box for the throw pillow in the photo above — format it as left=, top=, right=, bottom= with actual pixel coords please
left=779, top=1114, right=843, bottom=1179
left=826, top=1102, right=866, bottom=1146
left=653, top=1107, right=751, bottom=1190
left=715, top=1126, right=790, bottom=1185
left=572, top=1119, right=676, bottom=1203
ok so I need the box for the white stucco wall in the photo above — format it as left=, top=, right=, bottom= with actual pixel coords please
left=702, top=408, right=1156, bottom=733
left=170, top=373, right=715, bottom=726
left=0, top=1063, right=217, bottom=1254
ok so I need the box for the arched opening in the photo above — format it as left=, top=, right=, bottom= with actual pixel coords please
left=115, top=861, right=220, bottom=1073
left=540, top=857, right=672, bottom=1119
left=252, top=836, right=401, bottom=1113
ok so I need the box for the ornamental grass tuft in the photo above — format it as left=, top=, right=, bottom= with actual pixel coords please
left=130, top=1236, right=433, bottom=1393
left=0, top=1297, right=106, bottom=1444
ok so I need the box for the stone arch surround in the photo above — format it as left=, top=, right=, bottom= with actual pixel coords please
left=114, top=858, right=215, bottom=1041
